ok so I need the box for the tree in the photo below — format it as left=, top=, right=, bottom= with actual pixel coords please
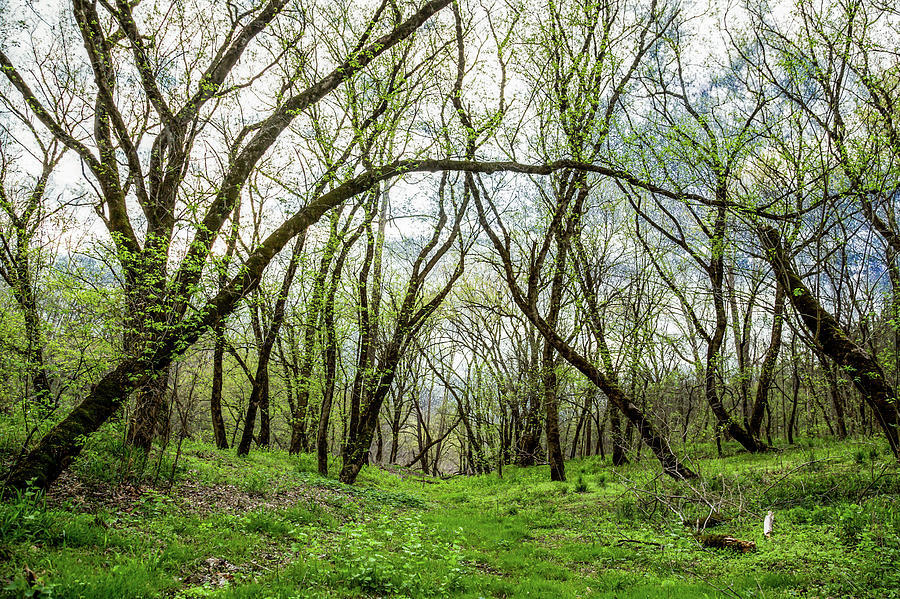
left=744, top=0, right=900, bottom=457
left=1, top=0, right=456, bottom=492
left=760, top=226, right=900, bottom=457
left=236, top=234, right=304, bottom=455
left=0, top=103, right=65, bottom=412
left=626, top=23, right=769, bottom=452
left=339, top=174, right=470, bottom=484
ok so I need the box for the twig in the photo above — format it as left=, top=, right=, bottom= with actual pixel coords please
left=616, top=538, right=662, bottom=548
left=682, top=567, right=746, bottom=599
left=855, top=463, right=896, bottom=500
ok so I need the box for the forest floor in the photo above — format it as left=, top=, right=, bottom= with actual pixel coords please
left=2, top=427, right=899, bottom=598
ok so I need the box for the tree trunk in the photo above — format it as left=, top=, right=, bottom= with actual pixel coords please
left=19, top=289, right=53, bottom=409
left=209, top=319, right=229, bottom=449
left=570, top=393, right=591, bottom=459
left=258, top=377, right=271, bottom=447
left=127, top=369, right=169, bottom=451
left=238, top=235, right=304, bottom=456
left=515, top=388, right=543, bottom=467
left=317, top=208, right=364, bottom=474
left=236, top=368, right=264, bottom=456
left=375, top=420, right=384, bottom=464
left=706, top=208, right=766, bottom=453
left=4, top=358, right=149, bottom=492
left=760, top=226, right=900, bottom=458
left=822, top=359, right=848, bottom=439
left=543, top=345, right=565, bottom=481
left=541, top=223, right=568, bottom=481
left=750, top=280, right=784, bottom=437
left=472, top=173, right=696, bottom=480
left=610, top=404, right=628, bottom=466
left=291, top=214, right=341, bottom=454
left=788, top=357, right=800, bottom=445
left=125, top=252, right=171, bottom=452
left=390, top=403, right=402, bottom=464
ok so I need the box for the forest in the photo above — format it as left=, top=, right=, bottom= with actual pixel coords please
left=1, top=0, right=899, bottom=596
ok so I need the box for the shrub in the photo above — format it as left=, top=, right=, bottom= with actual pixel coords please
left=574, top=476, right=588, bottom=493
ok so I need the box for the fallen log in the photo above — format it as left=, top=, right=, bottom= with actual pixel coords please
left=696, top=534, right=757, bottom=552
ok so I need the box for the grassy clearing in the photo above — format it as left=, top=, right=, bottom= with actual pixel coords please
left=2, top=429, right=899, bottom=598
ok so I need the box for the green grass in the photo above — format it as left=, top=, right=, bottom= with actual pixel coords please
left=2, top=431, right=900, bottom=598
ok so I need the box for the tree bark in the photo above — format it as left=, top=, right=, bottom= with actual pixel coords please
left=209, top=320, right=230, bottom=449
left=609, top=403, right=629, bottom=466
left=821, top=358, right=848, bottom=439
left=570, top=392, right=591, bottom=459
left=127, top=368, right=169, bottom=452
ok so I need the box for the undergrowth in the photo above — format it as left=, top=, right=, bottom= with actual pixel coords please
left=1, top=429, right=898, bottom=598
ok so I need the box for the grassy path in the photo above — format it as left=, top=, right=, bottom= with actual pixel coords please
left=2, top=433, right=899, bottom=598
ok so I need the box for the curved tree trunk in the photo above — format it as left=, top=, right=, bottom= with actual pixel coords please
left=236, top=369, right=265, bottom=456
left=471, top=174, right=696, bottom=480
left=4, top=358, right=147, bottom=492
left=339, top=178, right=466, bottom=484
left=760, top=226, right=900, bottom=458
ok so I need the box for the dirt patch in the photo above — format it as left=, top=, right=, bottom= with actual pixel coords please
left=45, top=471, right=145, bottom=513
left=470, top=560, right=508, bottom=577
left=175, top=478, right=361, bottom=516
left=182, top=556, right=241, bottom=588
left=44, top=469, right=364, bottom=519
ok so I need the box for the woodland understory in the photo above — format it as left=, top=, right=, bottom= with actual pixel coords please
left=2, top=0, right=900, bottom=595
